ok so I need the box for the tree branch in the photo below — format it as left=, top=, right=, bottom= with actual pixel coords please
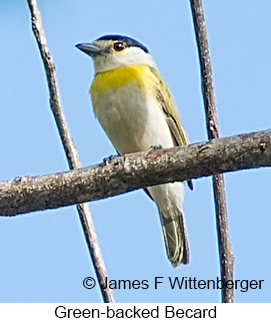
left=190, top=0, right=234, bottom=302
left=26, top=0, right=114, bottom=303
left=1, top=130, right=270, bottom=216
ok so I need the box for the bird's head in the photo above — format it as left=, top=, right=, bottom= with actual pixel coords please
left=76, top=34, right=156, bottom=73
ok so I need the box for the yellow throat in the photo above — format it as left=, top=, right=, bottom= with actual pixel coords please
left=90, top=65, right=151, bottom=96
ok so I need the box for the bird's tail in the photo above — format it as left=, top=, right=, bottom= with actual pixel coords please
left=158, top=205, right=189, bottom=266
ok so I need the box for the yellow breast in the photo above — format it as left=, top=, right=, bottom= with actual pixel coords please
left=89, top=65, right=162, bottom=153
left=90, top=65, right=152, bottom=95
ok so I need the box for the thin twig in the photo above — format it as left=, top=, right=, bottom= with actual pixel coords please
left=1, top=130, right=270, bottom=216
left=189, top=0, right=234, bottom=302
left=26, top=0, right=114, bottom=303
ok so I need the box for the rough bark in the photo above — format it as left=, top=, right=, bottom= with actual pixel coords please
left=0, top=131, right=270, bottom=216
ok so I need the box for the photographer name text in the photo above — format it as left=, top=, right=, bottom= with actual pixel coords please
left=91, top=276, right=264, bottom=293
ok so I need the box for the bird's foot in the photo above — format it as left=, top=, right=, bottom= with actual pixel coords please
left=149, top=144, right=163, bottom=151
left=103, top=154, right=117, bottom=165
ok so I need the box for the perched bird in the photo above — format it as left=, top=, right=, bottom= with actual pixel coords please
left=76, top=35, right=192, bottom=266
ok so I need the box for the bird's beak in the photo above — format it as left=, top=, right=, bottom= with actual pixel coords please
left=75, top=43, right=101, bottom=56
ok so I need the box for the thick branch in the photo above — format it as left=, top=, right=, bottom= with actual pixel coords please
left=190, top=0, right=234, bottom=302
left=26, top=0, right=114, bottom=303
left=0, top=131, right=270, bottom=216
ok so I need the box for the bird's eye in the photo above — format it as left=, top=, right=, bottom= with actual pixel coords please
left=113, top=42, right=125, bottom=52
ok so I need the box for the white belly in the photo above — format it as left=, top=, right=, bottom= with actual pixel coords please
left=92, top=83, right=185, bottom=212
left=92, top=84, right=175, bottom=154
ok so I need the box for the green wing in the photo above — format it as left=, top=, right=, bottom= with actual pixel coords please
left=151, top=67, right=193, bottom=190
left=150, top=67, right=189, bottom=147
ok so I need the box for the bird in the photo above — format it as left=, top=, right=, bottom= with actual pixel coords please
left=76, top=35, right=192, bottom=266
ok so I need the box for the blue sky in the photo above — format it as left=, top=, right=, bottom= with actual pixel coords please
left=0, top=0, right=270, bottom=302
